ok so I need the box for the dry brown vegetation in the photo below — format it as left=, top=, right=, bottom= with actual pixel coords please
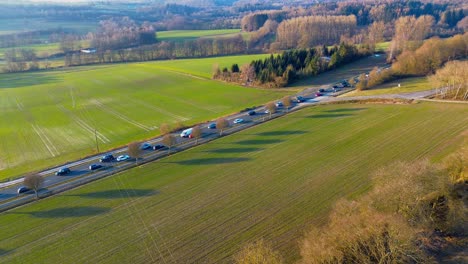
left=429, top=61, right=468, bottom=101
left=234, top=239, right=283, bottom=264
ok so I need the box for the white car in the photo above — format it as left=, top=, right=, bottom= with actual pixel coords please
left=233, top=118, right=244, bottom=124
left=116, top=154, right=130, bottom=161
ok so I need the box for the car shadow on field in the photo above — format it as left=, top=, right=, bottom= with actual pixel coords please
left=255, top=130, right=307, bottom=137
left=324, top=108, right=367, bottom=112
left=236, top=139, right=284, bottom=145
left=306, top=113, right=354, bottom=118
left=75, top=189, right=158, bottom=199
left=175, top=157, right=250, bottom=165
left=205, top=147, right=263, bottom=154
left=25, top=206, right=111, bottom=218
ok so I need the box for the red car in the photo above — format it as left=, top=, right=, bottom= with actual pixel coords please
left=315, top=92, right=323, bottom=97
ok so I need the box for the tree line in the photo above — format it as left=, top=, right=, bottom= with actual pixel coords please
left=358, top=32, right=467, bottom=93
left=214, top=43, right=368, bottom=88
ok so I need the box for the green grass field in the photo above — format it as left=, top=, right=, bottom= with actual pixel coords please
left=0, top=40, right=90, bottom=60
left=0, top=43, right=61, bottom=60
left=151, top=54, right=270, bottom=78
left=343, top=76, right=430, bottom=97
left=157, top=29, right=248, bottom=42
left=0, top=102, right=466, bottom=263
left=375, top=41, right=390, bottom=52
left=0, top=56, right=287, bottom=180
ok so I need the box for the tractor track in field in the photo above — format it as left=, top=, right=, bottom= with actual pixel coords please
left=91, top=99, right=152, bottom=131
left=31, top=124, right=59, bottom=157
left=56, top=105, right=111, bottom=144
left=129, top=99, right=188, bottom=122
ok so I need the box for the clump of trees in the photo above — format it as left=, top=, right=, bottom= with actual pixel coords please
left=275, top=15, right=357, bottom=49
left=358, top=32, right=467, bottom=91
left=215, top=43, right=366, bottom=88
left=241, top=11, right=285, bottom=32
left=388, top=15, right=435, bottom=61
left=429, top=60, right=468, bottom=101
left=91, top=17, right=156, bottom=51
left=392, top=33, right=467, bottom=76
left=2, top=48, right=39, bottom=73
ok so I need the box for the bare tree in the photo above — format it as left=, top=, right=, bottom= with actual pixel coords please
left=216, top=118, right=229, bottom=136
left=160, top=123, right=171, bottom=135
left=281, top=96, right=292, bottom=112
left=162, top=134, right=176, bottom=153
left=191, top=125, right=202, bottom=144
left=128, top=141, right=143, bottom=164
left=24, top=173, right=44, bottom=199
left=240, top=64, right=256, bottom=85
left=265, top=102, right=277, bottom=119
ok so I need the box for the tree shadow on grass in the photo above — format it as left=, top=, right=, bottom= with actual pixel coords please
left=175, top=157, right=250, bottom=165
left=205, top=147, right=263, bottom=154
left=324, top=108, right=367, bottom=112
left=306, top=113, right=354, bottom=118
left=28, top=206, right=110, bottom=218
left=76, top=189, right=158, bottom=199
left=236, top=139, right=284, bottom=145
left=256, top=130, right=307, bottom=137
left=0, top=249, right=13, bottom=256
left=0, top=74, right=61, bottom=89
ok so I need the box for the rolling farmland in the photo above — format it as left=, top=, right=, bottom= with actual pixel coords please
left=0, top=58, right=286, bottom=180
left=0, top=102, right=466, bottom=263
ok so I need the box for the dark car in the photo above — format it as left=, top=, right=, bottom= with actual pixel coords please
left=140, top=142, right=152, bottom=150
left=248, top=110, right=256, bottom=116
left=100, top=154, right=115, bottom=162
left=153, top=144, right=167, bottom=151
left=89, top=164, right=102, bottom=170
left=295, top=96, right=305, bottom=102
left=315, top=92, right=323, bottom=97
left=55, top=167, right=71, bottom=176
left=207, top=123, right=216, bottom=129
left=17, top=186, right=30, bottom=194
left=319, top=88, right=326, bottom=93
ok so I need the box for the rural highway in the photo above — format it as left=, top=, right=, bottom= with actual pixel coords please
left=0, top=90, right=323, bottom=204
left=0, top=68, right=441, bottom=210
